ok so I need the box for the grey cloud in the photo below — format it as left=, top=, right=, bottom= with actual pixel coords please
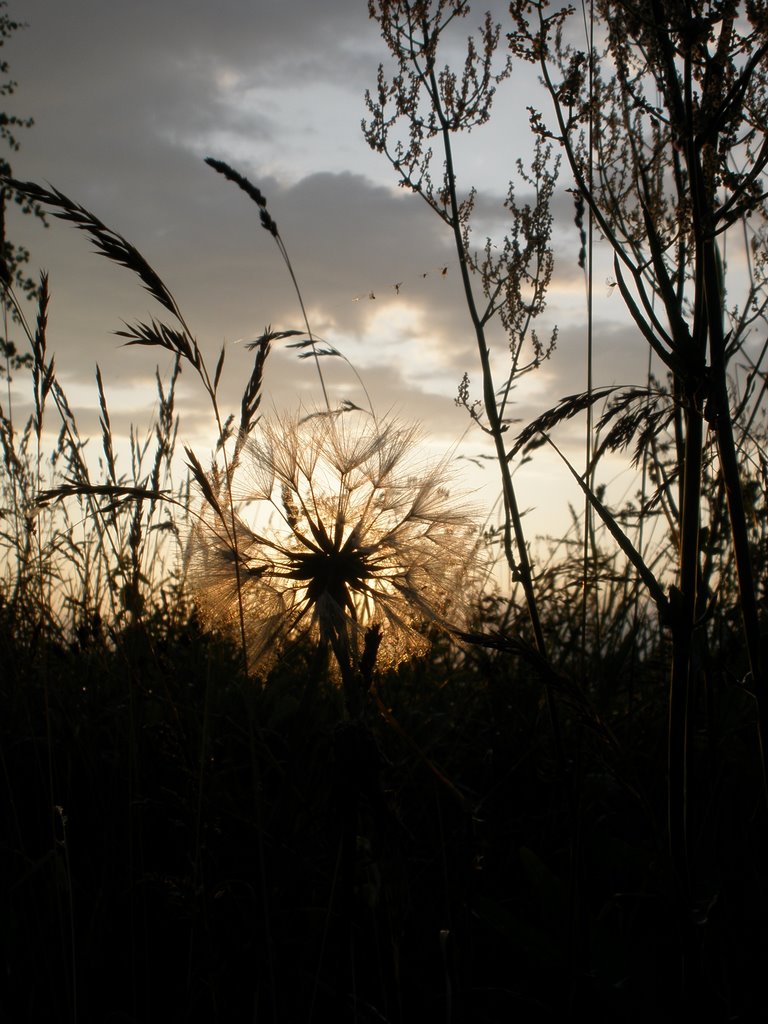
left=2, top=0, right=657, bottom=485
left=9, top=0, right=379, bottom=199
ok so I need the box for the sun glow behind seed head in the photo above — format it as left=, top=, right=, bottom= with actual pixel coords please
left=187, top=407, right=483, bottom=674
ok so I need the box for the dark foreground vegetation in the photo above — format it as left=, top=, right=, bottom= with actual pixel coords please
left=2, top=590, right=768, bottom=1023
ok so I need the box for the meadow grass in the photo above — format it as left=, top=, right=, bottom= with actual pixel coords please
left=0, top=169, right=766, bottom=1024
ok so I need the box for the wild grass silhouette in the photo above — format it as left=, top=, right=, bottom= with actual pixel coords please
left=2, top=2, right=768, bottom=1021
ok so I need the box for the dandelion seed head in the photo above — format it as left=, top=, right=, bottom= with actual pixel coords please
left=188, top=410, right=481, bottom=674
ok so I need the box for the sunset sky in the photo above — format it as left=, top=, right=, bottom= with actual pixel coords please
left=4, top=0, right=655, bottom=545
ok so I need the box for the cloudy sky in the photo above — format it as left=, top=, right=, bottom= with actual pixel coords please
left=3, top=0, right=653, bottom=543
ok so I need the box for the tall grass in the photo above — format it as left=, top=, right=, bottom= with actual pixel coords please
left=0, top=160, right=764, bottom=1019
left=0, top=159, right=491, bottom=1022
left=2, top=3, right=768, bottom=1019
left=363, top=0, right=768, bottom=1015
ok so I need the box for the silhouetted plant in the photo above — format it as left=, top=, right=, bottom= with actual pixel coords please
left=188, top=408, right=480, bottom=693
left=364, top=0, right=562, bottom=758
left=4, top=6, right=768, bottom=1018
left=509, top=0, right=768, bottom=895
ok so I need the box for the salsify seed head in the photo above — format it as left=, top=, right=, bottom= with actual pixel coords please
left=187, top=409, right=482, bottom=674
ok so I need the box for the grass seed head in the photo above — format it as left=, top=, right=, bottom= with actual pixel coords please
left=188, top=410, right=481, bottom=674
